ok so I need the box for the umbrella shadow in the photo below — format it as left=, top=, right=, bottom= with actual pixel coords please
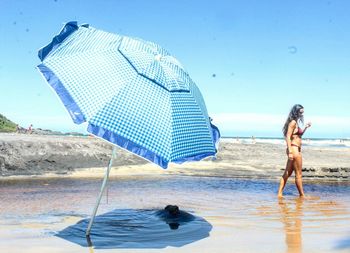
left=56, top=207, right=212, bottom=249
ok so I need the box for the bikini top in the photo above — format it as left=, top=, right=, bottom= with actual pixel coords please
left=292, top=126, right=304, bottom=137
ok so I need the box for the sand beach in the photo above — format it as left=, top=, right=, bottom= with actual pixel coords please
left=1, top=133, right=350, bottom=180
left=0, top=133, right=350, bottom=253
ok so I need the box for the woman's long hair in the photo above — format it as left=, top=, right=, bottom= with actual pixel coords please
left=282, top=104, right=304, bottom=137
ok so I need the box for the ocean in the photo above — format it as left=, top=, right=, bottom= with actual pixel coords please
left=221, top=137, right=350, bottom=148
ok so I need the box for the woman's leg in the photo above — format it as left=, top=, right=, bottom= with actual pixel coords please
left=293, top=153, right=305, bottom=197
left=278, top=159, right=294, bottom=197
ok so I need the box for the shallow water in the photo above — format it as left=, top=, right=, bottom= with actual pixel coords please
left=0, top=175, right=349, bottom=253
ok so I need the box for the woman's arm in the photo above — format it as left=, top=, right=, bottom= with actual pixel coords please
left=286, top=120, right=296, bottom=157
left=303, top=122, right=312, bottom=134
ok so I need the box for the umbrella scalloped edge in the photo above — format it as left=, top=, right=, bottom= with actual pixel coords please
left=38, top=21, right=80, bottom=61
left=87, top=123, right=217, bottom=169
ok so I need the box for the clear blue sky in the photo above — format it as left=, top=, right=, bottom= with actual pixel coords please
left=1, top=0, right=349, bottom=138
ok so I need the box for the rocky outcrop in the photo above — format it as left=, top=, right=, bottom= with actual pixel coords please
left=0, top=134, right=146, bottom=176
left=302, top=167, right=350, bottom=179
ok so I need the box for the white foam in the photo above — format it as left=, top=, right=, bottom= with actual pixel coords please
left=220, top=137, right=350, bottom=148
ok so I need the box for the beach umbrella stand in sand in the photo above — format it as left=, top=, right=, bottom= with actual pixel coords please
left=37, top=21, right=220, bottom=236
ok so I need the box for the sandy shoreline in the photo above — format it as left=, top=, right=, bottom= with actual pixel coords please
left=1, top=133, right=350, bottom=180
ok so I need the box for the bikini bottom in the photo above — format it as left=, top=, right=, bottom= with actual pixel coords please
left=291, top=143, right=301, bottom=152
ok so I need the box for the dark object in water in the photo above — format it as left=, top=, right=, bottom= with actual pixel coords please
left=165, top=205, right=179, bottom=216
left=156, top=205, right=195, bottom=230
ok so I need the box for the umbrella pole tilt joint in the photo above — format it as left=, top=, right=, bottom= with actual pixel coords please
left=86, top=146, right=117, bottom=236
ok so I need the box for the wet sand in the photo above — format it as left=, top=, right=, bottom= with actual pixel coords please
left=0, top=176, right=349, bottom=253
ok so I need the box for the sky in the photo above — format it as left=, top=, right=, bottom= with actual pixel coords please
left=0, top=0, right=350, bottom=138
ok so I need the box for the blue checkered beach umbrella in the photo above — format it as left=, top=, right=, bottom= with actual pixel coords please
left=37, top=21, right=220, bottom=236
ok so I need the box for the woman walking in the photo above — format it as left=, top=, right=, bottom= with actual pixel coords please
left=278, top=104, right=311, bottom=197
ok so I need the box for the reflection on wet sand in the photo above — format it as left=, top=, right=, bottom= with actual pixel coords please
left=86, top=236, right=94, bottom=253
left=254, top=193, right=350, bottom=253
left=278, top=198, right=303, bottom=253
left=277, top=196, right=349, bottom=253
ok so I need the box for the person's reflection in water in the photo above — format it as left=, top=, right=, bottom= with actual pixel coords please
left=278, top=198, right=304, bottom=253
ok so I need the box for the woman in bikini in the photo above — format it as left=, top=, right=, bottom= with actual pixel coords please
left=278, top=104, right=311, bottom=197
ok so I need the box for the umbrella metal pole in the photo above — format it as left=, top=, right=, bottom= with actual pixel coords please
left=86, top=146, right=117, bottom=236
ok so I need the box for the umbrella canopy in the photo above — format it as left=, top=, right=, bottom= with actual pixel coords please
left=37, top=21, right=219, bottom=168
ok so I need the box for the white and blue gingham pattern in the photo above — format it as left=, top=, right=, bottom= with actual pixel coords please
left=38, top=22, right=218, bottom=168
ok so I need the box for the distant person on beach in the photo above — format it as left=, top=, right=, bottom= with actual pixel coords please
left=27, top=124, right=33, bottom=134
left=278, top=104, right=311, bottom=197
left=251, top=135, right=256, bottom=144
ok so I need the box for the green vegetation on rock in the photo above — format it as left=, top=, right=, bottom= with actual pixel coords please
left=0, top=114, right=16, bottom=132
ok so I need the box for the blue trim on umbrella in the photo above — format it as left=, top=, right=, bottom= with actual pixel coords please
left=37, top=64, right=86, bottom=124
left=172, top=151, right=216, bottom=164
left=87, top=123, right=216, bottom=169
left=87, top=123, right=169, bottom=168
left=38, top=21, right=79, bottom=61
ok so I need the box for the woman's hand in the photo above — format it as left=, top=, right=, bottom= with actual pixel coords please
left=305, top=122, right=312, bottom=128
left=286, top=149, right=294, bottom=160
left=288, top=153, right=294, bottom=160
